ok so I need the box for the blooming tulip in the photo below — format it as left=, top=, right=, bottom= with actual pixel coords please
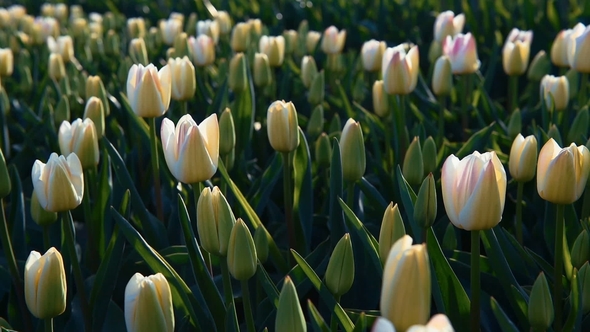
left=189, top=34, right=215, bottom=67
left=340, top=118, right=366, bottom=183
left=197, top=19, right=220, bottom=44
left=126, top=63, right=171, bottom=118
left=537, top=138, right=590, bottom=204
left=441, top=151, right=506, bottom=230
left=306, top=30, right=321, bottom=53
left=160, top=18, right=182, bottom=46
left=124, top=273, right=174, bottom=332
left=321, top=26, right=346, bottom=54
left=509, top=134, right=538, bottom=182
left=58, top=118, right=99, bottom=169
left=127, top=17, right=146, bottom=39
left=161, top=114, right=219, bottom=184
left=361, top=39, right=386, bottom=72
left=432, top=55, right=452, bottom=96
left=31, top=153, right=84, bottom=212
left=24, top=247, right=67, bottom=319
left=47, top=35, right=73, bottom=63
left=502, top=28, right=533, bottom=76
left=568, top=24, right=590, bottom=73
left=168, top=56, right=195, bottom=101
left=540, top=75, right=569, bottom=111
left=434, top=11, right=465, bottom=43
left=259, top=35, right=285, bottom=67
left=443, top=33, right=480, bottom=74
left=381, top=44, right=420, bottom=95
left=267, top=100, right=300, bottom=153
left=550, top=23, right=585, bottom=67
left=0, top=48, right=13, bottom=76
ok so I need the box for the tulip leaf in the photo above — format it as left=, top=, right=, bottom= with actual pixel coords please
left=337, top=82, right=356, bottom=119
left=395, top=165, right=420, bottom=239
left=490, top=297, right=520, bottom=332
left=117, top=92, right=150, bottom=142
left=351, top=312, right=367, bottom=332
left=7, top=166, right=25, bottom=260
left=207, top=78, right=228, bottom=117
left=290, top=249, right=355, bottom=332
left=329, top=138, right=345, bottom=248
left=256, top=264, right=280, bottom=307
left=251, top=153, right=282, bottom=215
left=358, top=177, right=388, bottom=210
left=455, top=122, right=496, bottom=159
left=94, top=146, right=113, bottom=258
left=564, top=268, right=582, bottom=332
left=233, top=64, right=255, bottom=158
left=225, top=301, right=239, bottom=332
left=293, top=128, right=313, bottom=254
left=307, top=300, right=331, bottom=332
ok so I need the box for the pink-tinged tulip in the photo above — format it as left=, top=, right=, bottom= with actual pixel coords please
left=540, top=75, right=569, bottom=111
left=537, top=138, right=590, bottom=204
left=502, top=28, right=533, bottom=76
left=47, top=35, right=74, bottom=63
left=551, top=23, right=585, bottom=67
left=161, top=114, right=219, bottom=184
left=126, top=63, right=171, bottom=118
left=189, top=35, right=215, bottom=67
left=568, top=24, right=590, bottom=73
left=407, top=314, right=455, bottom=332
left=160, top=18, right=182, bottom=46
left=31, top=153, right=84, bottom=212
left=381, top=44, right=420, bottom=95
left=167, top=56, right=195, bottom=101
left=441, top=151, right=507, bottom=230
left=443, top=33, right=480, bottom=74
left=434, top=11, right=465, bottom=42
left=321, top=26, right=346, bottom=54
left=361, top=39, right=386, bottom=72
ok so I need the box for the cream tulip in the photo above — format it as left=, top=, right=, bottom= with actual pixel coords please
left=502, top=28, right=533, bottom=76
left=31, top=153, right=84, bottom=212
left=432, top=55, right=452, bottom=96
left=442, top=33, right=480, bottom=75
left=361, top=39, right=386, bottom=72
left=126, top=63, right=171, bottom=118
left=47, top=35, right=74, bottom=63
left=0, top=48, right=13, bottom=76
left=434, top=11, right=465, bottom=43
left=509, top=134, right=538, bottom=182
left=568, top=24, right=590, bottom=73
left=230, top=22, right=251, bottom=52
left=83, top=97, right=105, bottom=137
left=24, top=247, right=67, bottom=319
left=129, top=37, right=148, bottom=65
left=407, top=314, right=455, bottom=332
left=550, top=23, right=585, bottom=67
left=215, top=11, right=232, bottom=35
left=340, top=118, right=366, bottom=183
left=189, top=35, right=215, bottom=67
left=168, top=56, right=196, bottom=101
left=537, top=138, right=590, bottom=204
left=259, top=35, right=285, bottom=67
left=381, top=44, right=420, bottom=95
left=127, top=17, right=146, bottom=39
left=267, top=100, right=300, bottom=153
left=58, top=118, right=99, bottom=169
left=372, top=80, right=389, bottom=117
left=441, top=151, right=507, bottom=230
left=321, top=26, right=346, bottom=54
left=306, top=31, right=321, bottom=53
left=124, top=273, right=174, bottom=332
left=197, top=19, right=220, bottom=44
left=160, top=18, right=182, bottom=46
left=540, top=75, right=569, bottom=111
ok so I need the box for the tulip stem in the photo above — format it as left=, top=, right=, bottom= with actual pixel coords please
left=437, top=95, right=446, bottom=145
left=148, top=117, right=164, bottom=222
left=241, top=279, right=255, bottom=332
left=282, top=152, right=296, bottom=252
left=83, top=171, right=98, bottom=272
left=62, top=211, right=92, bottom=332
left=330, top=295, right=341, bottom=331
left=515, top=181, right=524, bottom=245
left=554, top=204, right=565, bottom=332
left=470, top=230, right=480, bottom=332
left=182, top=100, right=188, bottom=116
left=44, top=318, right=53, bottom=332
left=220, top=257, right=234, bottom=307
left=508, top=75, right=518, bottom=114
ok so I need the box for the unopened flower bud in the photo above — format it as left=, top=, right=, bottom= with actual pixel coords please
left=509, top=134, right=537, bottom=183
left=329, top=113, right=341, bottom=135
left=315, top=133, right=331, bottom=167
left=267, top=100, right=299, bottom=153
left=324, top=233, right=354, bottom=297
left=307, top=70, right=325, bottom=106
left=307, top=105, right=324, bottom=138
left=197, top=186, right=236, bottom=256
left=340, top=118, right=365, bottom=183
left=422, top=136, right=437, bottom=175
left=215, top=11, right=232, bottom=35
left=168, top=56, right=195, bottom=101
left=58, top=118, right=100, bottom=169
left=189, top=34, right=215, bottom=67
left=230, top=22, right=251, bottom=52
left=129, top=38, right=148, bottom=65
left=227, top=218, right=257, bottom=280
left=124, top=273, right=174, bottom=332
left=413, top=173, right=437, bottom=229
left=378, top=202, right=406, bottom=264
left=85, top=75, right=110, bottom=115
left=432, top=55, right=452, bottom=96
left=24, top=247, right=67, bottom=319
left=48, top=53, right=65, bottom=81
left=275, top=276, right=306, bottom=332
left=254, top=53, right=272, bottom=87
left=301, top=56, right=318, bottom=89
left=229, top=53, right=248, bottom=93
left=528, top=272, right=553, bottom=331
left=219, top=108, right=236, bottom=155
left=306, top=31, right=321, bottom=54
left=372, top=80, right=389, bottom=117
left=259, top=36, right=285, bottom=67
left=83, top=97, right=105, bottom=137
left=402, top=137, right=424, bottom=185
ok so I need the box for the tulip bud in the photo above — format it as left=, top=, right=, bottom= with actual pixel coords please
left=31, top=190, right=57, bottom=226
left=432, top=55, right=452, bottom=96
left=172, top=33, right=190, bottom=59
left=413, top=173, right=437, bottom=229
left=259, top=36, right=285, bottom=67
left=571, top=229, right=590, bottom=270
left=127, top=63, right=171, bottom=118
left=127, top=18, right=146, bottom=39
left=315, top=133, right=331, bottom=167
left=48, top=53, right=65, bottom=81
left=321, top=26, right=346, bottom=54
left=537, top=139, right=590, bottom=204
left=160, top=18, right=182, bottom=46
left=378, top=202, right=406, bottom=265
left=275, top=276, right=306, bottom=332
left=58, top=118, right=99, bottom=169
left=230, top=22, right=251, bottom=52
left=301, top=56, right=318, bottom=89
left=507, top=108, right=522, bottom=139
left=215, top=11, right=232, bottom=35
left=229, top=53, right=248, bottom=93
left=579, top=262, right=590, bottom=314
left=0, top=149, right=9, bottom=198
left=147, top=27, right=162, bottom=51
left=442, top=222, right=457, bottom=251
left=306, top=31, right=321, bottom=54
left=329, top=113, right=342, bottom=135
left=129, top=38, right=148, bottom=65
left=340, top=118, right=366, bottom=183
left=528, top=272, right=553, bottom=331
left=406, top=314, right=455, bottom=332
left=254, top=53, right=272, bottom=88
left=83, top=97, right=105, bottom=137
left=185, top=13, right=197, bottom=36
left=442, top=33, right=480, bottom=75
left=527, top=50, right=550, bottom=81
left=370, top=80, right=390, bottom=118
left=85, top=75, right=110, bottom=116
left=219, top=108, right=236, bottom=155
left=167, top=56, right=195, bottom=101
left=247, top=19, right=262, bottom=38
left=125, top=273, right=174, bottom=332
left=307, top=105, right=324, bottom=138
left=434, top=11, right=465, bottom=43
left=189, top=34, right=215, bottom=67
left=31, top=153, right=84, bottom=212
left=197, top=20, right=220, bottom=44
left=227, top=218, right=257, bottom=280
left=197, top=186, right=236, bottom=256
left=41, top=4, right=55, bottom=18
left=402, top=137, right=424, bottom=185
left=307, top=70, right=325, bottom=106
left=267, top=100, right=299, bottom=153
left=53, top=94, right=70, bottom=127
left=254, top=227, right=270, bottom=264
left=361, top=40, right=386, bottom=72
left=325, top=233, right=354, bottom=297
left=24, top=247, right=66, bottom=319
left=47, top=36, right=74, bottom=63
left=381, top=236, right=431, bottom=331
left=87, top=33, right=104, bottom=58
left=567, top=107, right=589, bottom=144
left=569, top=25, right=590, bottom=73
left=422, top=136, right=437, bottom=175
left=502, top=28, right=533, bottom=76
left=283, top=30, right=298, bottom=55
left=382, top=44, right=420, bottom=95
left=541, top=75, right=569, bottom=112
left=509, top=134, right=537, bottom=183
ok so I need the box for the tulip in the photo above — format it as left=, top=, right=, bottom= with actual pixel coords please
left=31, top=152, right=83, bottom=212
left=124, top=273, right=174, bottom=332
left=413, top=174, right=437, bottom=229
left=41, top=4, right=55, bottom=17
left=378, top=202, right=406, bottom=265
left=406, top=314, right=455, bottom=332
left=126, top=63, right=171, bottom=118
left=161, top=114, right=219, bottom=184
left=503, top=28, right=533, bottom=76
left=83, top=97, right=105, bottom=137
left=381, top=235, right=431, bottom=331
left=307, top=70, right=325, bottom=105
left=197, top=19, right=220, bottom=44
left=167, top=56, right=195, bottom=101
left=372, top=80, right=389, bottom=117
left=0, top=48, right=13, bottom=77
left=301, top=56, right=318, bottom=89
left=230, top=22, right=250, bottom=52
left=129, top=37, right=148, bottom=65
left=537, top=138, right=590, bottom=204
left=47, top=35, right=73, bottom=63
left=169, top=12, right=184, bottom=24
left=189, top=34, right=215, bottom=67
left=247, top=19, right=262, bottom=37
left=85, top=75, right=109, bottom=115
left=528, top=272, right=553, bottom=331
left=127, top=17, right=146, bottom=39
left=283, top=29, right=298, bottom=55
left=229, top=53, right=247, bottom=93
left=324, top=233, right=355, bottom=297
left=382, top=44, right=420, bottom=95
left=275, top=276, right=306, bottom=332
left=259, top=35, right=285, bottom=67
left=321, top=26, right=346, bottom=54
left=433, top=11, right=465, bottom=43
left=432, top=56, right=452, bottom=96
left=34, top=17, right=59, bottom=42
left=55, top=4, right=67, bottom=22
left=267, top=100, right=300, bottom=153
left=306, top=30, right=321, bottom=53
left=216, top=11, right=232, bottom=34
left=528, top=50, right=551, bottom=81
left=372, top=317, right=395, bottom=332
left=227, top=218, right=257, bottom=280
left=422, top=137, right=438, bottom=175
left=402, top=137, right=424, bottom=185
left=160, top=18, right=182, bottom=46
left=441, top=151, right=507, bottom=230
left=219, top=108, right=235, bottom=155
left=550, top=24, right=583, bottom=67
left=569, top=25, right=590, bottom=73
left=197, top=186, right=236, bottom=256
left=540, top=75, right=569, bottom=111
left=443, top=33, right=480, bottom=75
left=58, top=118, right=99, bottom=169
left=48, top=53, right=65, bottom=81
left=254, top=53, right=272, bottom=87
left=361, top=39, right=386, bottom=72
left=509, top=134, right=538, bottom=182
left=340, top=118, right=366, bottom=183
left=24, top=247, right=67, bottom=319
left=315, top=133, right=331, bottom=168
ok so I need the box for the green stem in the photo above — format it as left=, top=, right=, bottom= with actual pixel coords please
left=330, top=295, right=341, bottom=331
left=461, top=74, right=472, bottom=141
left=554, top=204, right=565, bottom=332
left=182, top=100, right=188, bottom=116
left=43, top=225, right=51, bottom=251
left=282, top=152, right=296, bottom=251
left=44, top=318, right=53, bottom=332
left=470, top=230, right=481, bottom=332
left=437, top=95, right=446, bottom=145
left=220, top=256, right=234, bottom=307
left=508, top=75, right=518, bottom=113
left=579, top=72, right=588, bottom=108
left=515, top=182, right=524, bottom=245
left=241, top=279, right=255, bottom=332
left=148, top=117, right=164, bottom=222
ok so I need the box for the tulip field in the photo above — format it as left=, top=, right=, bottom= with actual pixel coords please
left=1, top=0, right=590, bottom=331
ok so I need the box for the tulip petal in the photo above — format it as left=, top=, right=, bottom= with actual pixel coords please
left=24, top=251, right=42, bottom=316
left=537, top=138, right=561, bottom=195
left=158, top=64, right=172, bottom=111
left=198, top=114, right=219, bottom=167
left=126, top=64, right=139, bottom=107
left=574, top=145, right=590, bottom=199
left=441, top=155, right=460, bottom=226
left=540, top=148, right=577, bottom=204
left=458, top=160, right=503, bottom=230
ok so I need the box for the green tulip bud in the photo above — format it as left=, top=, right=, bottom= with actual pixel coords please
left=30, top=191, right=57, bottom=226
left=507, top=108, right=522, bottom=139
left=307, top=105, right=324, bottom=139
left=340, top=118, right=366, bottom=183
left=428, top=40, right=442, bottom=65
left=571, top=229, right=590, bottom=270
left=283, top=30, right=298, bottom=55
left=315, top=132, right=331, bottom=168
left=307, top=70, right=325, bottom=106
left=253, top=227, right=269, bottom=264
left=567, top=107, right=589, bottom=144
left=422, top=136, right=437, bottom=175
left=275, top=276, right=306, bottom=332
left=329, top=113, right=341, bottom=135
left=254, top=53, right=272, bottom=88
left=105, top=30, right=120, bottom=57
left=53, top=94, right=70, bottom=128
left=0, top=148, right=10, bottom=198
left=565, top=68, right=579, bottom=100
left=378, top=202, right=405, bottom=265
left=219, top=108, right=236, bottom=156
left=402, top=136, right=424, bottom=186
left=527, top=51, right=550, bottom=81
left=324, top=233, right=354, bottom=297
left=173, top=32, right=189, bottom=59
left=185, top=13, right=197, bottom=37
left=227, top=218, right=257, bottom=280
left=442, top=222, right=457, bottom=251
left=197, top=186, right=236, bottom=257
left=413, top=173, right=437, bottom=229
left=579, top=262, right=590, bottom=314
left=528, top=272, right=553, bottom=331
left=547, top=124, right=562, bottom=146
left=229, top=53, right=248, bottom=93
left=301, top=56, right=318, bottom=89
left=86, top=75, right=110, bottom=116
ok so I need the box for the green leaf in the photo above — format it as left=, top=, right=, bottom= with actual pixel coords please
left=293, top=128, right=313, bottom=254
left=564, top=268, right=582, bottom=332
left=358, top=177, right=388, bottom=210
left=207, top=78, right=228, bottom=117
left=351, top=312, right=367, bottom=332
left=395, top=165, right=419, bottom=238
left=329, top=138, right=345, bottom=247
left=233, top=64, right=255, bottom=158
left=337, top=82, right=356, bottom=119
left=490, top=297, right=520, bottom=332
left=94, top=146, right=113, bottom=258
left=455, top=122, right=496, bottom=159
left=308, top=300, right=331, bottom=332
left=256, top=264, right=280, bottom=308
left=116, top=92, right=149, bottom=142
left=225, top=301, right=239, bottom=332
left=7, top=166, right=25, bottom=260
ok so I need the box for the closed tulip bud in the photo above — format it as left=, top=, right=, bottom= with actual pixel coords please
left=167, top=56, right=195, bottom=101
left=31, top=153, right=83, bottom=212
left=443, top=33, right=480, bottom=75
left=329, top=113, right=342, bottom=135
left=382, top=44, right=420, bottom=95
left=105, top=30, right=120, bottom=57
left=325, top=233, right=354, bottom=297
left=215, top=11, right=232, bottom=35
left=571, top=230, right=590, bottom=269
left=24, top=248, right=66, bottom=319
left=307, top=70, right=325, bottom=105
left=509, top=134, right=537, bottom=182
left=230, top=22, right=251, bottom=52
left=197, top=186, right=236, bottom=256
left=434, top=11, right=465, bottom=43
left=47, top=36, right=74, bottom=63
left=41, top=4, right=55, bottom=17
left=381, top=236, right=431, bottom=331
left=528, top=272, right=553, bottom=331
left=414, top=174, right=437, bottom=229
left=579, top=262, right=590, bottom=314
left=441, top=151, right=507, bottom=230
left=283, top=29, right=298, bottom=55
left=80, top=96, right=105, bottom=139
left=229, top=53, right=248, bottom=93
left=247, top=19, right=262, bottom=37
left=527, top=50, right=550, bottom=81
left=128, top=38, right=148, bottom=65
left=315, top=133, right=331, bottom=167
left=55, top=4, right=67, bottom=22
left=227, top=218, right=257, bottom=280
left=321, top=26, right=346, bottom=54
left=379, top=202, right=406, bottom=264
left=58, top=118, right=99, bottom=169
left=422, top=136, right=437, bottom=175
left=568, top=107, right=589, bottom=144
left=361, top=39, right=386, bottom=72
left=402, top=137, right=424, bottom=185
left=30, top=191, right=57, bottom=226
left=306, top=31, right=321, bottom=54
left=267, top=100, right=299, bottom=153
left=275, top=276, right=306, bottom=332
left=340, top=118, right=366, bottom=183
left=307, top=105, right=324, bottom=138
left=127, top=17, right=146, bottom=39
left=127, top=63, right=171, bottom=118
left=0, top=149, right=9, bottom=198
left=254, top=53, right=272, bottom=87
left=406, top=314, right=455, bottom=332
left=254, top=227, right=270, bottom=264
left=85, top=75, right=109, bottom=115
left=301, top=56, right=318, bottom=89
left=259, top=36, right=285, bottom=67
left=371, top=80, right=389, bottom=117
left=54, top=94, right=70, bottom=126
left=507, top=109, right=522, bottom=139
left=502, top=28, right=533, bottom=76
left=569, top=25, right=590, bottom=73
left=160, top=18, right=182, bottom=46
left=197, top=20, right=220, bottom=44
left=537, top=138, right=590, bottom=204
left=219, top=108, right=236, bottom=155
left=125, top=273, right=174, bottom=332
left=48, top=53, right=65, bottom=81
left=189, top=35, right=215, bottom=67
left=185, top=13, right=197, bottom=36
left=172, top=33, right=190, bottom=58
left=169, top=12, right=184, bottom=25
left=161, top=114, right=219, bottom=184
left=432, top=55, right=453, bottom=96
